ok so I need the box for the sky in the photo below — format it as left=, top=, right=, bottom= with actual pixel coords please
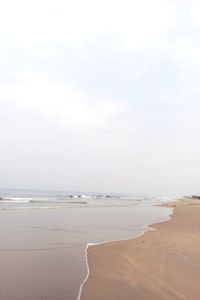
left=0, top=0, right=200, bottom=196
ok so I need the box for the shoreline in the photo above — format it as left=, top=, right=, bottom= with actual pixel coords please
left=80, top=198, right=200, bottom=300
left=77, top=202, right=174, bottom=300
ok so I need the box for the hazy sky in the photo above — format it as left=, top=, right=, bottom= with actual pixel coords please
left=0, top=0, right=200, bottom=195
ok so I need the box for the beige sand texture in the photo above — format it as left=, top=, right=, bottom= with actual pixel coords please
left=81, top=199, right=200, bottom=300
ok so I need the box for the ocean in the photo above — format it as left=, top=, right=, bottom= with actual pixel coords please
left=0, top=188, right=173, bottom=210
left=0, top=188, right=174, bottom=300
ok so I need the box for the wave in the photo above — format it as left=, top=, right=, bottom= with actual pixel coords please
left=0, top=197, right=88, bottom=204
left=0, top=195, right=176, bottom=211
left=0, top=198, right=31, bottom=203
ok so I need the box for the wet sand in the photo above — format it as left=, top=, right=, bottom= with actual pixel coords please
left=81, top=199, right=200, bottom=300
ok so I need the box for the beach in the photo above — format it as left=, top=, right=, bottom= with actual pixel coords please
left=81, top=199, right=200, bottom=300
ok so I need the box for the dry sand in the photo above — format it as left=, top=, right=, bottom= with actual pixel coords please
left=81, top=199, right=200, bottom=300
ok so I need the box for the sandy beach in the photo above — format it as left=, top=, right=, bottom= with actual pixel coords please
left=81, top=199, right=200, bottom=300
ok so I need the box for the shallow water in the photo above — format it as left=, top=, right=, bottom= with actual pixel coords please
left=0, top=203, right=172, bottom=300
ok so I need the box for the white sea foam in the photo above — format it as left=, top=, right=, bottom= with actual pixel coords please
left=0, top=198, right=31, bottom=203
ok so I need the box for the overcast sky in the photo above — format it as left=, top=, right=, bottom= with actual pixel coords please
left=0, top=0, right=200, bottom=196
